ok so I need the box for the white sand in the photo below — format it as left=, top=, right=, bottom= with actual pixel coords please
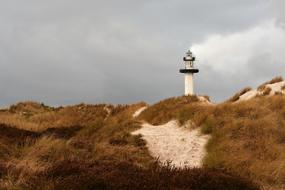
left=266, top=81, right=285, bottom=95
left=132, top=120, right=210, bottom=168
left=238, top=90, right=258, bottom=102
left=104, top=106, right=111, bottom=120
left=133, top=106, right=148, bottom=118
left=197, top=96, right=212, bottom=105
left=237, top=81, right=285, bottom=102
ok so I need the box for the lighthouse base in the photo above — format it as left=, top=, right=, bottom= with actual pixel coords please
left=185, top=74, right=194, bottom=96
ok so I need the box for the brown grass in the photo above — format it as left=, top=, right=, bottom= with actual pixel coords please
left=0, top=102, right=113, bottom=131
left=139, top=95, right=285, bottom=189
left=9, top=101, right=54, bottom=114
left=203, top=97, right=285, bottom=190
left=0, top=102, right=150, bottom=187
left=0, top=100, right=261, bottom=190
left=138, top=95, right=211, bottom=125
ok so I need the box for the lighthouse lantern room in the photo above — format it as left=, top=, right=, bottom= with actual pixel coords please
left=179, top=50, right=199, bottom=96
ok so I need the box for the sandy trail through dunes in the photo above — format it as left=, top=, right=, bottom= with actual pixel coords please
left=132, top=120, right=210, bottom=168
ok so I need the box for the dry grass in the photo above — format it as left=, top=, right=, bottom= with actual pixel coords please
left=9, top=101, right=55, bottom=114
left=0, top=100, right=260, bottom=190
left=140, top=95, right=285, bottom=190
left=0, top=113, right=39, bottom=131
left=138, top=95, right=211, bottom=126
left=203, top=97, right=285, bottom=190
left=0, top=102, right=150, bottom=184
left=0, top=102, right=114, bottom=131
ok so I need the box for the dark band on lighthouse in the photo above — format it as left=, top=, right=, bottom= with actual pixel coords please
left=179, top=69, right=199, bottom=73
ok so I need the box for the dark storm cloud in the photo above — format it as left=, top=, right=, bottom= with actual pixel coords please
left=0, top=0, right=280, bottom=106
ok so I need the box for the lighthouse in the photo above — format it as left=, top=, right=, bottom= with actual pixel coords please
left=179, top=50, right=199, bottom=96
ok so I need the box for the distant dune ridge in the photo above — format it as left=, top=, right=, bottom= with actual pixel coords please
left=1, top=77, right=285, bottom=189
left=229, top=76, right=285, bottom=102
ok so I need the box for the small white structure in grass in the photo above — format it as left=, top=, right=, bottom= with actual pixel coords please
left=180, top=50, right=199, bottom=96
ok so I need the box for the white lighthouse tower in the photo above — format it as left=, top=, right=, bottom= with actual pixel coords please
left=179, top=50, right=199, bottom=96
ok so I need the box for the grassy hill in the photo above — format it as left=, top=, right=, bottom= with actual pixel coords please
left=141, top=96, right=285, bottom=189
left=2, top=77, right=285, bottom=190
left=138, top=78, right=285, bottom=190
left=0, top=100, right=260, bottom=190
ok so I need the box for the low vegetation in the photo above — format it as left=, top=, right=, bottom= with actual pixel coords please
left=138, top=95, right=213, bottom=125
left=140, top=94, right=285, bottom=190
left=0, top=101, right=259, bottom=190
left=3, top=77, right=285, bottom=189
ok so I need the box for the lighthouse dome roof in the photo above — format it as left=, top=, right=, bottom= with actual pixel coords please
left=186, top=50, right=193, bottom=56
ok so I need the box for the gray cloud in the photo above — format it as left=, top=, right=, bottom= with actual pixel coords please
left=192, top=19, right=285, bottom=102
left=0, top=0, right=281, bottom=106
left=270, top=0, right=285, bottom=26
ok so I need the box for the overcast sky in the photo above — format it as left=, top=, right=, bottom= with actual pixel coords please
left=0, top=0, right=284, bottom=106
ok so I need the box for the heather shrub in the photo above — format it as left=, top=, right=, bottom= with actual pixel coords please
left=17, top=159, right=260, bottom=190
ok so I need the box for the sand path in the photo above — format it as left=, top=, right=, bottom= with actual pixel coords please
left=132, top=109, right=209, bottom=168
